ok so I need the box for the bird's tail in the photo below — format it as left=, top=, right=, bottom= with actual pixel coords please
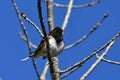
left=21, top=56, right=30, bottom=61
left=20, top=52, right=35, bottom=61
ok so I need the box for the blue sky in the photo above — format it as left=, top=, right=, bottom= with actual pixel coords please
left=0, top=0, right=120, bottom=80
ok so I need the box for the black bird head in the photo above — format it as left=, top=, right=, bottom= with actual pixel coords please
left=50, top=27, right=63, bottom=44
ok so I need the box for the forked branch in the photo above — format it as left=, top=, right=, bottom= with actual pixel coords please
left=60, top=32, right=120, bottom=79
left=11, top=0, right=41, bottom=79
left=96, top=54, right=120, bottom=65
left=18, top=32, right=37, bottom=49
left=38, top=0, right=61, bottom=80
left=80, top=38, right=117, bottom=80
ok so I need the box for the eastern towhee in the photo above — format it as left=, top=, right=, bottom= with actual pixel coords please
left=21, top=27, right=64, bottom=61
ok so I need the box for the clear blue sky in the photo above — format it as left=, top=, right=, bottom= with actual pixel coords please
left=0, top=0, right=120, bottom=80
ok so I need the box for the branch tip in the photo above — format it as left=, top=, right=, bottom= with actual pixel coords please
left=104, top=11, right=110, bottom=18
left=118, top=32, right=120, bottom=35
left=21, top=12, right=26, bottom=19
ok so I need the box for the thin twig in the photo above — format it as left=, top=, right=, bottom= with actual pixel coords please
left=41, top=61, right=49, bottom=80
left=61, top=67, right=78, bottom=79
left=21, top=13, right=44, bottom=38
left=64, top=12, right=109, bottom=50
left=80, top=40, right=116, bottom=80
left=38, top=0, right=47, bottom=37
left=96, top=54, right=120, bottom=65
left=46, top=0, right=55, bottom=31
left=11, top=0, right=41, bottom=79
left=62, top=0, right=74, bottom=33
left=18, top=32, right=37, bottom=49
left=60, top=32, right=120, bottom=79
left=53, top=0, right=101, bottom=8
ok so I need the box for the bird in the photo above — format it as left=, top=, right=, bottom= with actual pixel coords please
left=21, top=27, right=64, bottom=61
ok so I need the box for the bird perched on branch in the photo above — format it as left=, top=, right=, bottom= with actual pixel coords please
left=21, top=27, right=64, bottom=61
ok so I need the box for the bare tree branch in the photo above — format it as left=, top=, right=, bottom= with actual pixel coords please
left=46, top=0, right=63, bottom=80
left=41, top=61, right=49, bottom=80
left=62, top=0, right=74, bottom=33
left=64, top=12, right=109, bottom=50
left=46, top=0, right=55, bottom=31
left=38, top=0, right=61, bottom=80
left=11, top=0, right=41, bottom=79
left=61, top=66, right=78, bottom=79
left=18, top=32, right=37, bottom=49
left=80, top=39, right=117, bottom=80
left=38, top=0, right=47, bottom=37
left=51, top=57, right=61, bottom=80
left=21, top=13, right=44, bottom=38
left=60, top=32, right=120, bottom=79
left=53, top=0, right=101, bottom=8
left=96, top=54, right=120, bottom=65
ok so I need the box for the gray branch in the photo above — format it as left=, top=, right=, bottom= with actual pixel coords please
left=18, top=32, right=37, bottom=49
left=62, top=0, right=74, bottom=33
left=54, top=0, right=101, bottom=8
left=60, top=32, right=120, bottom=79
left=96, top=54, right=120, bottom=65
left=64, top=12, right=109, bottom=50
left=38, top=0, right=61, bottom=80
left=80, top=39, right=117, bottom=80
left=12, top=0, right=41, bottom=79
left=21, top=13, right=44, bottom=38
left=41, top=61, right=49, bottom=80
left=46, top=0, right=55, bottom=31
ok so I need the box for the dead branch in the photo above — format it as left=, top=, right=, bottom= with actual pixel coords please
left=11, top=0, right=41, bottom=79
left=80, top=39, right=117, bottom=80
left=46, top=0, right=55, bottom=31
left=41, top=61, right=49, bottom=80
left=53, top=0, right=101, bottom=8
left=62, top=0, right=74, bottom=33
left=96, top=54, right=120, bottom=65
left=18, top=32, right=37, bottom=49
left=64, top=12, right=109, bottom=50
left=38, top=0, right=61, bottom=80
left=21, top=12, right=44, bottom=38
left=60, top=32, right=120, bottom=79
